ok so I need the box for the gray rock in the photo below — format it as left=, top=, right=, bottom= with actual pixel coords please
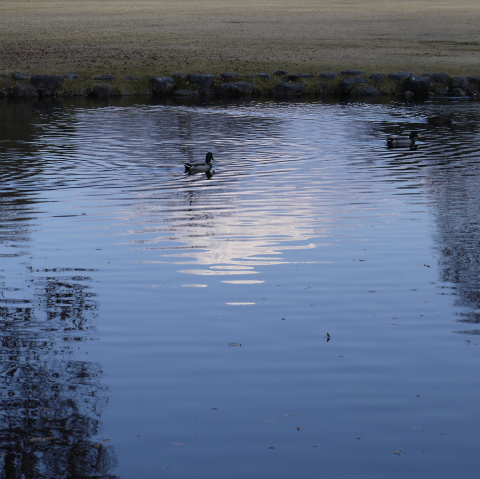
left=274, top=70, right=289, bottom=76
left=11, top=72, right=28, bottom=81
left=151, top=76, right=175, bottom=94
left=319, top=72, right=338, bottom=80
left=172, top=72, right=186, bottom=78
left=218, top=81, right=253, bottom=95
left=10, top=84, right=38, bottom=98
left=186, top=74, right=216, bottom=93
left=121, top=75, right=140, bottom=82
left=91, top=84, right=111, bottom=98
left=404, top=91, right=415, bottom=100
left=173, top=89, right=199, bottom=98
left=467, top=76, right=480, bottom=85
left=436, top=88, right=449, bottom=96
left=425, top=72, right=450, bottom=85
left=258, top=73, right=272, bottom=82
left=449, top=88, right=466, bottom=97
left=341, top=70, right=364, bottom=76
left=65, top=73, right=79, bottom=81
left=353, top=86, right=380, bottom=97
left=388, top=72, right=411, bottom=81
left=30, top=74, right=64, bottom=96
left=220, top=73, right=240, bottom=81
left=318, top=82, right=329, bottom=93
left=451, top=76, right=468, bottom=90
left=404, top=75, right=433, bottom=94
left=286, top=73, right=315, bottom=81
left=339, top=77, right=366, bottom=94
left=93, top=74, right=116, bottom=81
left=274, top=82, right=306, bottom=95
left=369, top=73, right=384, bottom=82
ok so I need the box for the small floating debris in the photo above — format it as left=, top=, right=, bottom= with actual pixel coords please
left=229, top=342, right=242, bottom=347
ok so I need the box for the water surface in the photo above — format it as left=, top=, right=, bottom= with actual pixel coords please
left=0, top=97, right=479, bottom=478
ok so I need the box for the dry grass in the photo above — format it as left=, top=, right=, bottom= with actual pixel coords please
left=1, top=0, right=479, bottom=76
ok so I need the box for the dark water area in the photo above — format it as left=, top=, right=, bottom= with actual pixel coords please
left=0, top=96, right=479, bottom=478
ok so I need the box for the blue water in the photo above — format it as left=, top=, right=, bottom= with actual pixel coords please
left=0, top=97, right=479, bottom=478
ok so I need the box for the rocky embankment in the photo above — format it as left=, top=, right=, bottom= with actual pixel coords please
left=1, top=70, right=479, bottom=100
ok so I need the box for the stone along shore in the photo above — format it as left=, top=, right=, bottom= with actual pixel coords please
left=2, top=70, right=479, bottom=101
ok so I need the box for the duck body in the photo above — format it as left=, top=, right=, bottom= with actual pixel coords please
left=427, top=113, right=455, bottom=126
left=386, top=131, right=419, bottom=148
left=184, top=152, right=214, bottom=173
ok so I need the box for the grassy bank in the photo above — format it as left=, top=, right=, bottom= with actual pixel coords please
left=1, top=1, right=479, bottom=77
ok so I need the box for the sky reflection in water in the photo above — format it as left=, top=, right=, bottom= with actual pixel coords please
left=0, top=98, right=479, bottom=478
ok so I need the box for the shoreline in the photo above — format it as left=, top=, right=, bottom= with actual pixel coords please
left=1, top=70, right=479, bottom=101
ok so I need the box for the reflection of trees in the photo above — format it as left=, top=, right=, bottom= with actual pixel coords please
left=433, top=176, right=480, bottom=331
left=371, top=105, right=480, bottom=333
left=0, top=270, right=117, bottom=479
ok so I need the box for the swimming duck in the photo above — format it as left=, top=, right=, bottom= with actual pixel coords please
left=184, top=152, right=214, bottom=173
left=386, top=131, right=419, bottom=148
left=427, top=113, right=455, bottom=126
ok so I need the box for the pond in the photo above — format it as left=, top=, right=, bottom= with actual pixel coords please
left=0, top=96, right=479, bottom=479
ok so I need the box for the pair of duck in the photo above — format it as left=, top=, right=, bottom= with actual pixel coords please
left=184, top=152, right=214, bottom=174
left=386, top=112, right=456, bottom=148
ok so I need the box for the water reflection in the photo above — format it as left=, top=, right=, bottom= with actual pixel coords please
left=0, top=263, right=116, bottom=478
left=365, top=101, right=480, bottom=332
left=1, top=112, right=116, bottom=477
left=0, top=97, right=479, bottom=477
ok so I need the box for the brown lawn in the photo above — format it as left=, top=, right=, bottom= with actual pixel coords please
left=0, top=0, right=479, bottom=76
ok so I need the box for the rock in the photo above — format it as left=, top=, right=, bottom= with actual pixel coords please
left=369, top=73, right=384, bottom=82
left=151, top=76, right=175, bottom=94
left=319, top=72, right=338, bottom=80
left=286, top=73, right=315, bottom=81
left=218, top=81, right=253, bottom=95
left=404, top=75, right=433, bottom=95
left=93, top=74, right=115, bottom=81
left=122, top=75, right=140, bottom=82
left=388, top=72, right=411, bottom=81
left=65, top=73, right=79, bottom=81
left=10, top=84, right=38, bottom=98
left=449, top=88, right=466, bottom=97
left=318, top=82, right=329, bottom=94
left=274, top=70, right=289, bottom=76
left=258, top=73, right=272, bottom=82
left=436, top=88, right=449, bottom=96
left=186, top=74, right=216, bottom=93
left=339, top=76, right=366, bottom=94
left=404, top=90, right=415, bottom=100
left=30, top=74, right=64, bottom=96
left=220, top=73, right=240, bottom=81
left=425, top=72, right=450, bottom=85
left=274, top=82, right=306, bottom=96
left=353, top=86, right=380, bottom=97
left=11, top=72, right=28, bottom=81
left=171, top=72, right=186, bottom=78
left=450, top=76, right=468, bottom=91
left=91, top=84, right=111, bottom=98
left=341, top=70, right=364, bottom=76
left=173, top=90, right=199, bottom=98
left=467, top=76, right=480, bottom=86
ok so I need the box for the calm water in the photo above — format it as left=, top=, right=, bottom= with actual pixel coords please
left=0, top=96, right=479, bottom=479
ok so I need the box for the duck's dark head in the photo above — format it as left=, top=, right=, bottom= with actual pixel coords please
left=410, top=131, right=419, bottom=139
left=206, top=152, right=214, bottom=163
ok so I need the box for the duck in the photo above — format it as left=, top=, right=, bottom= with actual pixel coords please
left=427, top=113, right=455, bottom=126
left=184, top=152, right=214, bottom=173
left=386, top=131, right=419, bottom=148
